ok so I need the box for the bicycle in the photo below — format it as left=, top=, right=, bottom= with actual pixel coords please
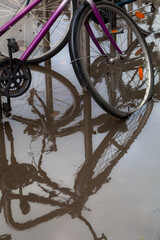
left=8, top=63, right=83, bottom=153
left=2, top=62, right=158, bottom=157
left=0, top=0, right=133, bottom=63
left=0, top=0, right=154, bottom=119
left=0, top=0, right=76, bottom=63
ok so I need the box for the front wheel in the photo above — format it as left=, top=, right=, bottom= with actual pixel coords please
left=69, top=1, right=154, bottom=119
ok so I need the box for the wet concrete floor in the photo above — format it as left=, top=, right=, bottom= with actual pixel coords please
left=1, top=1, right=160, bottom=240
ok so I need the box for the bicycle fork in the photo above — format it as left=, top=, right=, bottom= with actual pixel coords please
left=85, top=0, right=122, bottom=58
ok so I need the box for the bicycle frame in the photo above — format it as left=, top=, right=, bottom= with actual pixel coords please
left=0, top=0, right=123, bottom=61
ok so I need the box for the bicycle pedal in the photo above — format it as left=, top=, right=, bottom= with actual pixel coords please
left=7, top=38, right=19, bottom=53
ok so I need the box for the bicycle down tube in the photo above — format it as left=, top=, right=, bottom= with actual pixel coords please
left=0, top=0, right=122, bottom=61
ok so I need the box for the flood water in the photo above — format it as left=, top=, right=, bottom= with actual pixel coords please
left=1, top=1, right=160, bottom=240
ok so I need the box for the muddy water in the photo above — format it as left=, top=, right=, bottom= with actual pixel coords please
left=1, top=1, right=160, bottom=240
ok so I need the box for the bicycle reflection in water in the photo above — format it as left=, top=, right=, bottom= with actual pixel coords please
left=1, top=63, right=82, bottom=153
left=0, top=63, right=155, bottom=239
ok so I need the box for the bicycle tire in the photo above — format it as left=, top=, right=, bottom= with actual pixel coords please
left=0, top=0, right=76, bottom=64
left=69, top=1, right=154, bottom=119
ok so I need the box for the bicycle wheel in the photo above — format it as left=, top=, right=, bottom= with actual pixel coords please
left=0, top=0, right=76, bottom=63
left=0, top=0, right=27, bottom=27
left=11, top=64, right=81, bottom=128
left=69, top=1, right=154, bottom=119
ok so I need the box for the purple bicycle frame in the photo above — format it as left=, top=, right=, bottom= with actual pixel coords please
left=0, top=0, right=122, bottom=61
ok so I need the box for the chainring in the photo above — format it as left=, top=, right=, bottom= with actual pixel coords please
left=0, top=58, right=31, bottom=97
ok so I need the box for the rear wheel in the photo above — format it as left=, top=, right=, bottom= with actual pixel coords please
left=69, top=1, right=154, bottom=119
left=0, top=0, right=76, bottom=63
left=11, top=64, right=81, bottom=128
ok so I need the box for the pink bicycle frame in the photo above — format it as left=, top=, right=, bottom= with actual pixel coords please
left=0, top=0, right=122, bottom=61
